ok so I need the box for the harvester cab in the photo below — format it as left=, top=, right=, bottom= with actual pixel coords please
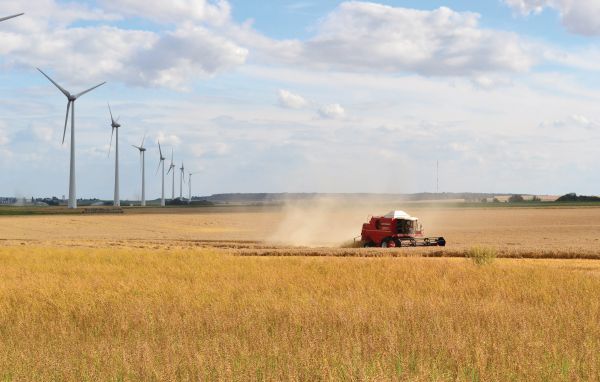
left=360, top=210, right=446, bottom=248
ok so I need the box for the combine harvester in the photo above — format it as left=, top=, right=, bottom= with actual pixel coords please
left=358, top=210, right=446, bottom=248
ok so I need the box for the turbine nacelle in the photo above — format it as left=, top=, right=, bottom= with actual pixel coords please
left=167, top=148, right=176, bottom=174
left=156, top=140, right=167, bottom=174
left=107, top=103, right=122, bottom=157
left=132, top=134, right=146, bottom=152
left=38, top=68, right=106, bottom=145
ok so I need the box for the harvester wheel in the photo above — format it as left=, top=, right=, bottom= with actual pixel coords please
left=381, top=240, right=388, bottom=248
left=363, top=242, right=373, bottom=248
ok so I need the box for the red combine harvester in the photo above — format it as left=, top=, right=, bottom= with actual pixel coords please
left=359, top=210, right=446, bottom=248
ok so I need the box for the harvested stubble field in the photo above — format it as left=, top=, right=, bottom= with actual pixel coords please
left=1, top=204, right=600, bottom=380
left=1, top=204, right=600, bottom=258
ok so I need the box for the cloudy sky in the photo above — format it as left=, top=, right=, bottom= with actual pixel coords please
left=0, top=0, right=599, bottom=199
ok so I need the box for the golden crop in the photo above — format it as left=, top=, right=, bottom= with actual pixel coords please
left=1, top=246, right=599, bottom=381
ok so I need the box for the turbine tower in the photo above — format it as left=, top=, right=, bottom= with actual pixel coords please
left=188, top=172, right=199, bottom=204
left=38, top=68, right=106, bottom=209
left=107, top=103, right=121, bottom=207
left=0, top=13, right=24, bottom=23
left=167, top=149, right=176, bottom=200
left=157, top=141, right=166, bottom=207
left=132, top=135, right=147, bottom=207
left=179, top=162, right=185, bottom=199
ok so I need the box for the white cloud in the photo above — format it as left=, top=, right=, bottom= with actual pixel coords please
left=504, top=0, right=600, bottom=36
left=540, top=114, right=599, bottom=129
left=127, top=25, right=248, bottom=89
left=0, top=1, right=247, bottom=90
left=0, top=122, right=8, bottom=145
left=31, top=125, right=54, bottom=142
left=290, top=3, right=533, bottom=77
left=156, top=132, right=182, bottom=147
left=504, top=0, right=548, bottom=15
left=278, top=89, right=309, bottom=109
left=99, top=0, right=232, bottom=25
left=317, top=103, right=346, bottom=119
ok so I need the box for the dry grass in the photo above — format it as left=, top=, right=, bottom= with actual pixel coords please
left=0, top=246, right=600, bottom=381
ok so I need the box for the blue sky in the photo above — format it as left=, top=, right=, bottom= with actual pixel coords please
left=1, top=0, right=600, bottom=199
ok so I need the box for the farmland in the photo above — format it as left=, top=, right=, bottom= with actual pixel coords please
left=2, top=203, right=600, bottom=258
left=1, top=204, right=600, bottom=380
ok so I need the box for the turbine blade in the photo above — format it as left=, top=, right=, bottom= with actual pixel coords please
left=132, top=145, right=141, bottom=150
left=108, top=127, right=114, bottom=157
left=0, top=13, right=24, bottom=23
left=167, top=166, right=173, bottom=175
left=156, top=159, right=162, bottom=174
left=62, top=101, right=71, bottom=145
left=74, top=82, right=106, bottom=99
left=140, top=133, right=146, bottom=148
left=37, top=68, right=70, bottom=98
left=108, top=103, right=115, bottom=124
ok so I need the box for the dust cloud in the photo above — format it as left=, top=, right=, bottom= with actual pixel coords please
left=266, top=197, right=449, bottom=247
left=267, top=198, right=369, bottom=247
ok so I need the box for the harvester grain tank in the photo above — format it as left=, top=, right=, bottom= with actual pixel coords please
left=359, top=210, right=446, bottom=248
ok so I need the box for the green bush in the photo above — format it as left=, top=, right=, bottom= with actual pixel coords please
left=466, top=246, right=497, bottom=265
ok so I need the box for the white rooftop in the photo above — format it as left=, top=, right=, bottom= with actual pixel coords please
left=384, top=210, right=418, bottom=220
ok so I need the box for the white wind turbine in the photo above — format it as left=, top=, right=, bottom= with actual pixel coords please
left=132, top=135, right=146, bottom=206
left=0, top=13, right=24, bottom=23
left=179, top=162, right=185, bottom=199
left=188, top=172, right=199, bottom=204
left=107, top=103, right=121, bottom=207
left=167, top=149, right=176, bottom=200
left=38, top=68, right=106, bottom=209
left=156, top=141, right=166, bottom=207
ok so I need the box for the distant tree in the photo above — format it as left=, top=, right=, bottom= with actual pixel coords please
left=556, top=193, right=600, bottom=202
left=480, top=198, right=488, bottom=203
left=532, top=195, right=541, bottom=202
left=492, top=198, right=500, bottom=203
left=508, top=194, right=525, bottom=203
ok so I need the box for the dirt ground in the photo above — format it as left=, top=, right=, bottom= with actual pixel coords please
left=1, top=204, right=599, bottom=258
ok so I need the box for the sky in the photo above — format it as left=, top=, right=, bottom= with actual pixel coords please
left=0, top=0, right=599, bottom=199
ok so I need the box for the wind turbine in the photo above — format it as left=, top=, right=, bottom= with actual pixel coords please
left=0, top=13, right=24, bottom=23
left=157, top=141, right=166, bottom=207
left=132, top=135, right=146, bottom=206
left=188, top=172, right=199, bottom=204
left=179, top=162, right=185, bottom=199
left=37, top=68, right=106, bottom=209
left=107, top=103, right=121, bottom=207
left=167, top=149, right=176, bottom=200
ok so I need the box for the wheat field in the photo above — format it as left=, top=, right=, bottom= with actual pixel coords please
left=1, top=205, right=600, bottom=380
left=1, top=246, right=599, bottom=381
